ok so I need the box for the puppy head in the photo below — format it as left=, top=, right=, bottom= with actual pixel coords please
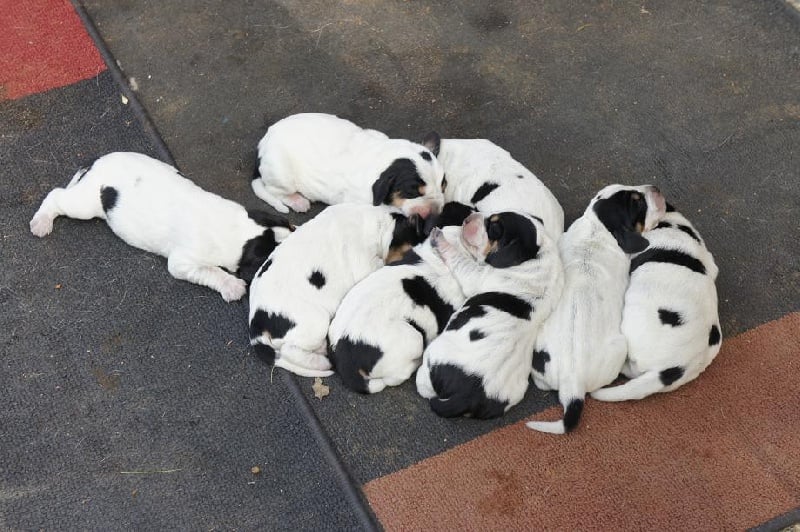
left=372, top=133, right=445, bottom=219
left=459, top=211, right=541, bottom=268
left=590, top=184, right=667, bottom=254
left=386, top=212, right=428, bottom=263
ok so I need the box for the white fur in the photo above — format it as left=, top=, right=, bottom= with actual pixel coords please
left=591, top=211, right=721, bottom=402
left=29, top=152, right=291, bottom=302
left=527, top=184, right=667, bottom=434
left=437, top=138, right=564, bottom=241
left=252, top=113, right=444, bottom=217
left=248, top=203, right=415, bottom=378
left=415, top=213, right=564, bottom=418
left=328, top=226, right=475, bottom=394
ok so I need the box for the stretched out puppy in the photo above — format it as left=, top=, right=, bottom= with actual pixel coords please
left=252, top=113, right=444, bottom=218
left=29, top=152, right=292, bottom=301
left=527, top=184, right=666, bottom=434
left=591, top=208, right=721, bottom=402
left=437, top=138, right=565, bottom=241
left=248, top=203, right=426, bottom=378
left=416, top=211, right=564, bottom=419
left=327, top=203, right=476, bottom=394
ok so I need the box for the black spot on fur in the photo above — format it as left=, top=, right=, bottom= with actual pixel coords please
left=532, top=349, right=550, bottom=374
left=429, top=364, right=507, bottom=419
left=483, top=212, right=541, bottom=268
left=658, top=308, right=684, bottom=327
left=387, top=248, right=422, bottom=266
left=446, top=304, right=487, bottom=331
left=709, top=324, right=721, bottom=346
left=308, top=270, right=326, bottom=289
left=469, top=329, right=485, bottom=342
left=656, top=221, right=673, bottom=230
left=249, top=309, right=295, bottom=341
left=470, top=182, right=500, bottom=205
left=247, top=209, right=293, bottom=230
left=329, top=336, right=383, bottom=394
left=402, top=276, right=456, bottom=333
left=389, top=212, right=427, bottom=254
left=420, top=151, right=432, bottom=161
left=255, top=259, right=272, bottom=279
left=659, top=366, right=685, bottom=386
left=465, top=292, right=533, bottom=320
left=373, top=159, right=425, bottom=205
left=677, top=224, right=701, bottom=243
left=516, top=174, right=524, bottom=179
left=252, top=343, right=277, bottom=365
left=593, top=189, right=652, bottom=253
left=630, top=248, right=706, bottom=275
left=563, top=399, right=584, bottom=433
left=406, top=319, right=428, bottom=347
left=100, top=186, right=118, bottom=212
left=424, top=201, right=474, bottom=234
left=237, top=232, right=279, bottom=285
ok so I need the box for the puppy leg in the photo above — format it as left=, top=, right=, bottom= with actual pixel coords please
left=251, top=178, right=291, bottom=214
left=30, top=183, right=105, bottom=237
left=275, top=312, right=334, bottom=376
left=429, top=228, right=484, bottom=294
left=167, top=253, right=246, bottom=302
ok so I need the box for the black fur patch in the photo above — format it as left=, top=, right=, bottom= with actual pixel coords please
left=665, top=202, right=676, bottom=212
left=308, top=270, right=326, bottom=289
left=429, top=363, right=507, bottom=419
left=387, top=248, right=423, bottom=266
left=252, top=343, right=277, bottom=365
left=255, top=259, right=272, bottom=279
left=373, top=158, right=425, bottom=205
left=446, top=305, right=487, bottom=331
left=329, top=336, right=383, bottom=394
left=422, top=131, right=441, bottom=156
left=389, top=212, right=426, bottom=252
left=465, top=292, right=533, bottom=320
left=247, top=209, right=293, bottom=230
left=630, top=248, right=707, bottom=275
left=249, top=309, right=295, bottom=341
left=659, top=366, right=685, bottom=386
left=483, top=212, right=540, bottom=268
left=658, top=308, right=684, bottom=327
left=593, top=189, right=651, bottom=253
left=237, top=231, right=279, bottom=284
left=709, top=324, right=721, bottom=346
left=677, top=224, right=701, bottom=243
left=469, top=329, right=485, bottom=342
left=563, top=398, right=584, bottom=433
left=252, top=154, right=262, bottom=180
left=402, top=276, right=455, bottom=333
left=532, top=349, right=550, bottom=374
left=656, top=221, right=673, bottom=230
left=516, top=174, right=524, bottom=179
left=407, top=319, right=428, bottom=347
left=420, top=151, right=432, bottom=161
left=425, top=201, right=474, bottom=234
left=470, top=182, right=500, bottom=205
left=100, top=186, right=118, bottom=212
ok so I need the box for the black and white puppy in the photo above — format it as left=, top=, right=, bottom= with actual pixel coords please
left=416, top=211, right=564, bottom=419
left=327, top=203, right=476, bottom=394
left=437, top=138, right=565, bottom=241
left=248, top=203, right=426, bottom=378
left=527, top=184, right=667, bottom=434
left=252, top=113, right=445, bottom=218
left=29, top=152, right=293, bottom=301
left=591, top=208, right=722, bottom=402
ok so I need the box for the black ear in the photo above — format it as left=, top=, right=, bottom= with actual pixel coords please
left=665, top=202, right=676, bottom=212
left=424, top=201, right=475, bottom=235
left=372, top=169, right=397, bottom=206
left=422, top=131, right=441, bottom=156
left=613, top=230, right=650, bottom=254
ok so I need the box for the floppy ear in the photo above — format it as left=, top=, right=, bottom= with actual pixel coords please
left=421, top=131, right=441, bottom=156
left=424, top=201, right=475, bottom=235
left=612, top=229, right=650, bottom=254
left=372, top=168, right=397, bottom=206
left=665, top=202, right=676, bottom=213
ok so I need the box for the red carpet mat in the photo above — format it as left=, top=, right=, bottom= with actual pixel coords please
left=365, top=313, right=800, bottom=530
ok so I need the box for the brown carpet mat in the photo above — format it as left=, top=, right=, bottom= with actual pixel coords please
left=365, top=313, right=800, bottom=530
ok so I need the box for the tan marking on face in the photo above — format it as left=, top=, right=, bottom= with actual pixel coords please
left=483, top=240, right=499, bottom=257
left=390, top=192, right=405, bottom=208
left=635, top=221, right=644, bottom=233
left=418, top=184, right=427, bottom=197
left=386, top=243, right=412, bottom=264
left=358, top=369, right=369, bottom=378
left=490, top=215, right=500, bottom=223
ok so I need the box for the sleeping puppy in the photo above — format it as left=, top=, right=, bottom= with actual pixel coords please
left=527, top=184, right=667, bottom=434
left=591, top=208, right=722, bottom=402
left=252, top=113, right=444, bottom=218
left=437, top=138, right=565, bottom=241
left=327, top=202, right=476, bottom=394
left=29, top=152, right=293, bottom=301
left=248, top=203, right=426, bottom=378
left=415, top=211, right=564, bottom=419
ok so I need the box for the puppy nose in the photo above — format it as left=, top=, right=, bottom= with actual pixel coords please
left=411, top=204, right=432, bottom=219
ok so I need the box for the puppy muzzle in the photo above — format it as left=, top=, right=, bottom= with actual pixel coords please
left=643, top=185, right=667, bottom=230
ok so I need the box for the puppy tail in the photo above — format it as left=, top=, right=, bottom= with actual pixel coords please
left=328, top=338, right=370, bottom=394
left=592, top=367, right=684, bottom=402
left=526, top=386, right=585, bottom=435
left=251, top=339, right=277, bottom=365
left=274, top=357, right=334, bottom=378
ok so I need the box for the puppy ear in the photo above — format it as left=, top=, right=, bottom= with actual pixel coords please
left=424, top=201, right=475, bottom=235
left=613, top=229, right=650, bottom=254
left=372, top=168, right=397, bottom=206
left=665, top=202, right=676, bottom=213
left=421, top=131, right=441, bottom=156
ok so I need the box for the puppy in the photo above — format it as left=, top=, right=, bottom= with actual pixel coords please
left=591, top=208, right=722, bottom=401
left=527, top=184, right=667, bottom=434
left=327, top=203, right=476, bottom=394
left=248, top=203, right=426, bottom=378
left=29, top=152, right=293, bottom=301
left=415, top=211, right=564, bottom=419
left=252, top=113, right=445, bottom=218
left=437, top=138, right=565, bottom=241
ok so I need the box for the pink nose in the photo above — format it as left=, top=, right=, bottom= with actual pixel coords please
left=410, top=204, right=432, bottom=219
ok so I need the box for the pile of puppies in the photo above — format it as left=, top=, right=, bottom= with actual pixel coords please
left=30, top=112, right=723, bottom=434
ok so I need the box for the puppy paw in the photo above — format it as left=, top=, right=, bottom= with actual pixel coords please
left=286, top=193, right=311, bottom=213
left=428, top=227, right=444, bottom=248
left=220, top=276, right=247, bottom=302
left=30, top=213, right=54, bottom=237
